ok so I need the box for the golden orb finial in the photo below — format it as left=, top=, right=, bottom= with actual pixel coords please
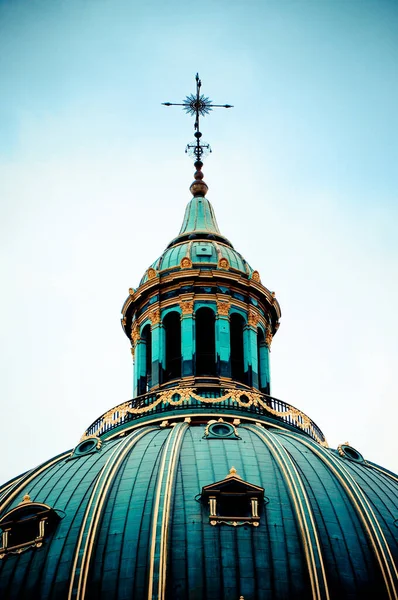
left=190, top=160, right=208, bottom=197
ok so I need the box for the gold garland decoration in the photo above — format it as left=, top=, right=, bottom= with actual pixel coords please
left=82, top=387, right=328, bottom=446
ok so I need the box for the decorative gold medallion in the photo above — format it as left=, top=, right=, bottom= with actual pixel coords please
left=218, top=257, right=229, bottom=270
left=251, top=270, right=261, bottom=282
left=180, top=256, right=193, bottom=269
left=147, top=267, right=157, bottom=280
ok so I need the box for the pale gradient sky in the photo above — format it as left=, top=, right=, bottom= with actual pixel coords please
left=1, top=0, right=397, bottom=483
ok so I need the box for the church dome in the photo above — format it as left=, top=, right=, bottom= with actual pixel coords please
left=1, top=408, right=397, bottom=599
left=1, top=75, right=397, bottom=600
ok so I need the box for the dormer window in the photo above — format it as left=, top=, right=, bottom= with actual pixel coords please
left=201, top=467, right=264, bottom=527
left=0, top=495, right=61, bottom=558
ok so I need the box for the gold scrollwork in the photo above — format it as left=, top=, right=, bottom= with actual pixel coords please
left=82, top=387, right=328, bottom=447
left=147, top=267, right=157, bottom=279
left=217, top=299, right=231, bottom=316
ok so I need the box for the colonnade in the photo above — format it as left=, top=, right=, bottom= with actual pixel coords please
left=132, top=301, right=271, bottom=397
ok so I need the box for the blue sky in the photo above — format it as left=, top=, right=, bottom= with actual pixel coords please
left=0, top=0, right=397, bottom=481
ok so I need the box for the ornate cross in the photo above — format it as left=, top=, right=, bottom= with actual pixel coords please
left=162, top=73, right=233, bottom=163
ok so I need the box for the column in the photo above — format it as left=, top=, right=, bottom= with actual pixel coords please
left=131, top=323, right=141, bottom=397
left=245, top=309, right=260, bottom=388
left=264, top=327, right=273, bottom=394
left=135, top=338, right=147, bottom=396
left=216, top=299, right=231, bottom=378
left=180, top=300, right=195, bottom=377
left=149, top=307, right=163, bottom=389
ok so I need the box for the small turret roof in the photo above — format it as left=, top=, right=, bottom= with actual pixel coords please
left=167, top=196, right=234, bottom=248
left=139, top=195, right=255, bottom=285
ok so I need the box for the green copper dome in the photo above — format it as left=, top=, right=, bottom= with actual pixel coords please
left=140, top=196, right=255, bottom=285
left=170, top=195, right=232, bottom=245
left=2, top=74, right=397, bottom=600
left=1, top=417, right=397, bottom=600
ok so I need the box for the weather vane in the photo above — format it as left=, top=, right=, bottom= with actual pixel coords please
left=162, top=73, right=233, bottom=164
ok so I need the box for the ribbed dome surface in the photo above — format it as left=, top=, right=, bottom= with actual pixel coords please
left=140, top=240, right=253, bottom=285
left=1, top=422, right=397, bottom=599
left=140, top=196, right=255, bottom=285
left=177, top=196, right=223, bottom=238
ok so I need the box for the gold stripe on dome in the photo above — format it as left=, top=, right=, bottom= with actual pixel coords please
left=370, top=465, right=398, bottom=484
left=0, top=478, right=22, bottom=498
left=246, top=425, right=330, bottom=600
left=82, top=387, right=328, bottom=447
left=69, top=427, right=157, bottom=600
left=0, top=453, right=71, bottom=515
left=282, top=432, right=398, bottom=600
left=158, top=423, right=188, bottom=599
left=147, top=423, right=187, bottom=599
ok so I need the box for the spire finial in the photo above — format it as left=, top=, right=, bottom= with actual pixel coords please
left=162, top=74, right=233, bottom=195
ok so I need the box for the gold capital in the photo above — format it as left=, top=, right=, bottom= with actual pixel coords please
left=217, top=299, right=231, bottom=316
left=180, top=300, right=194, bottom=315
left=247, top=309, right=260, bottom=328
left=149, top=308, right=161, bottom=325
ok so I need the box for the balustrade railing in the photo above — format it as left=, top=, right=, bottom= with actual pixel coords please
left=83, top=386, right=327, bottom=446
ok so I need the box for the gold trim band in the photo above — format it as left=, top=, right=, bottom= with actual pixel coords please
left=280, top=432, right=398, bottom=600
left=245, top=424, right=330, bottom=600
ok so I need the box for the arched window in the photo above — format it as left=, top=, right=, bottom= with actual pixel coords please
left=230, top=313, right=245, bottom=384
left=195, top=307, right=216, bottom=376
left=163, top=311, right=181, bottom=381
left=141, top=324, right=152, bottom=392
left=257, top=327, right=268, bottom=393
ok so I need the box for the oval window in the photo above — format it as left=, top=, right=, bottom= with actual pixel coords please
left=75, top=439, right=98, bottom=455
left=208, top=423, right=235, bottom=437
left=340, top=444, right=364, bottom=463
